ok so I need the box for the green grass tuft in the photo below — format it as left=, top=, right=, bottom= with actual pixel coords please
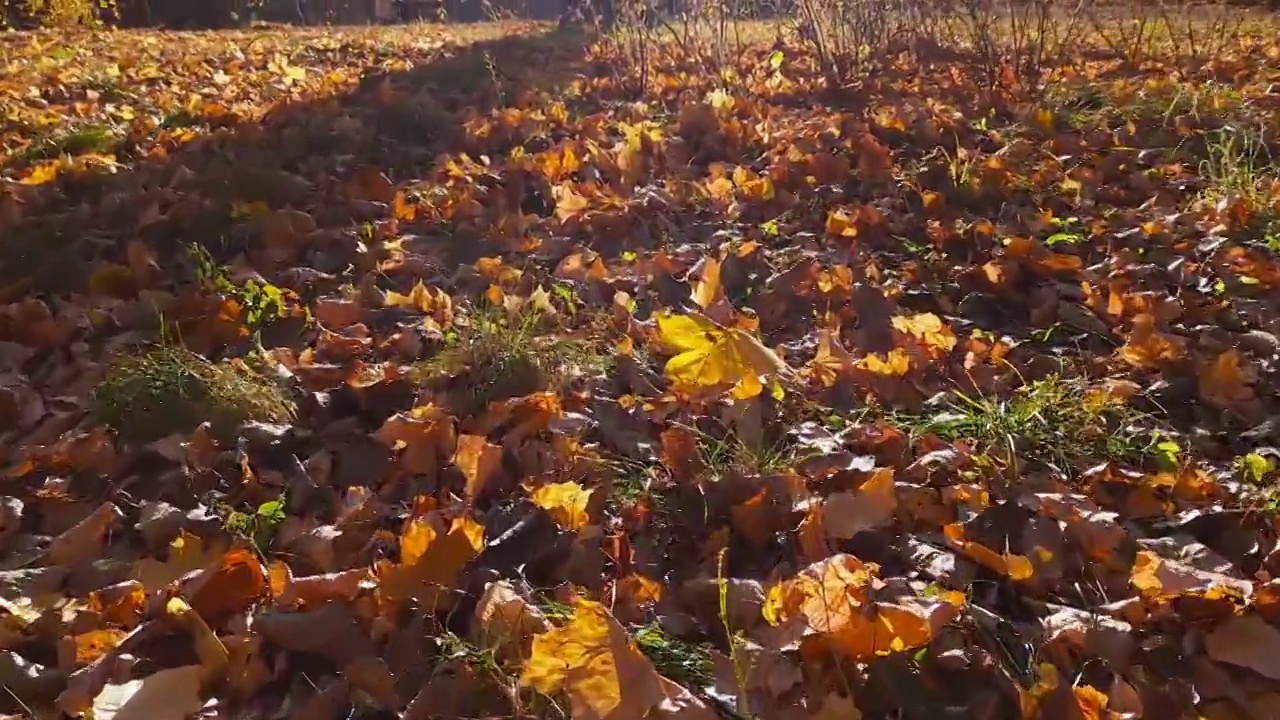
left=11, top=123, right=120, bottom=166
left=902, top=375, right=1146, bottom=472
left=91, top=344, right=297, bottom=443
left=632, top=623, right=715, bottom=692
left=412, top=307, right=609, bottom=417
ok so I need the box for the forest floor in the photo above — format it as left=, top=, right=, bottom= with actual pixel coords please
left=3, top=13, right=1280, bottom=720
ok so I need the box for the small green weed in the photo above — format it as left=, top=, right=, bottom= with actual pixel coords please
left=1044, top=215, right=1086, bottom=247
left=1050, top=79, right=1243, bottom=132
left=1197, top=123, right=1276, bottom=208
left=189, top=243, right=295, bottom=329
left=1236, top=451, right=1280, bottom=514
left=161, top=108, right=205, bottom=129
left=91, top=343, right=297, bottom=443
left=222, top=496, right=287, bottom=556
left=632, top=623, right=716, bottom=692
left=601, top=455, right=671, bottom=523
left=698, top=431, right=796, bottom=479
left=432, top=629, right=568, bottom=720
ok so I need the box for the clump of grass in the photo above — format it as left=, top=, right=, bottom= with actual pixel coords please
left=632, top=623, right=715, bottom=692
left=413, top=307, right=609, bottom=417
left=698, top=431, right=796, bottom=480
left=600, top=454, right=675, bottom=530
left=91, top=344, right=296, bottom=443
left=12, top=123, right=119, bottom=166
left=903, top=375, right=1144, bottom=472
left=1198, top=123, right=1277, bottom=208
left=1048, top=79, right=1246, bottom=134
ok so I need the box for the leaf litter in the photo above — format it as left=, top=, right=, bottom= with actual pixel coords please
left=2, top=10, right=1280, bottom=720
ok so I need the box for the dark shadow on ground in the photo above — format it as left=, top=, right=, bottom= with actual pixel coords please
left=0, top=24, right=594, bottom=303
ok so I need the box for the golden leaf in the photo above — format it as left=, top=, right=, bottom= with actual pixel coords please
left=1198, top=350, right=1255, bottom=409
left=806, top=329, right=854, bottom=387
left=454, top=434, right=503, bottom=501
left=891, top=313, right=957, bottom=352
left=519, top=597, right=665, bottom=720
left=1118, top=313, right=1185, bottom=369
left=764, top=555, right=960, bottom=659
left=385, top=280, right=451, bottom=318
left=859, top=349, right=911, bottom=376
left=943, top=523, right=1034, bottom=581
left=378, top=515, right=484, bottom=611
left=72, top=628, right=128, bottom=666
left=530, top=481, right=593, bottom=531
left=20, top=160, right=60, bottom=185
left=690, top=256, right=723, bottom=311
left=656, top=311, right=788, bottom=399
left=131, top=531, right=226, bottom=591
left=825, top=209, right=859, bottom=237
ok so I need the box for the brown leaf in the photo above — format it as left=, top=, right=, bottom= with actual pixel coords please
left=1204, top=613, right=1280, bottom=680
left=473, top=581, right=553, bottom=662
left=821, top=468, right=897, bottom=539
left=47, top=502, right=122, bottom=566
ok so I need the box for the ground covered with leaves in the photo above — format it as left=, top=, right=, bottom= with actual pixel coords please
left=4, top=13, right=1280, bottom=720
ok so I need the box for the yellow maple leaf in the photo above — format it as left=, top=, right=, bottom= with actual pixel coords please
left=822, top=468, right=898, bottom=539
left=859, top=349, right=911, bottom=376
left=520, top=597, right=664, bottom=720
left=531, top=481, right=593, bottom=531
left=72, top=628, right=128, bottom=666
left=806, top=329, right=853, bottom=387
left=552, top=182, right=590, bottom=221
left=656, top=311, right=787, bottom=399
left=690, top=256, right=723, bottom=311
left=733, top=166, right=774, bottom=202
left=763, top=555, right=960, bottom=659
left=943, top=523, right=1035, bottom=581
left=20, top=160, right=60, bottom=185
left=378, top=515, right=485, bottom=612
left=385, top=280, right=450, bottom=317
left=891, top=313, right=957, bottom=352
left=825, top=209, right=859, bottom=237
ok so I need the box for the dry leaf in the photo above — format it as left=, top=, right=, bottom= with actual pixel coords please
left=90, top=665, right=206, bottom=720
left=822, top=468, right=897, bottom=539
left=520, top=597, right=665, bottom=720
left=1204, top=614, right=1280, bottom=680
left=531, top=481, right=594, bottom=531
left=454, top=434, right=503, bottom=500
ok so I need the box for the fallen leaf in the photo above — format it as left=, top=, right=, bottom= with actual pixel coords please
left=90, top=665, right=206, bottom=720
left=520, top=596, right=665, bottom=720
left=822, top=467, right=898, bottom=539
left=1204, top=613, right=1280, bottom=680
left=531, top=481, right=594, bottom=531
left=454, top=434, right=504, bottom=500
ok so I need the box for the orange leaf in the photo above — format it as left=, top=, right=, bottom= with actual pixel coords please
left=764, top=555, right=960, bottom=659
left=185, top=548, right=267, bottom=624
left=891, top=313, right=957, bottom=352
left=71, top=628, right=128, bottom=666
left=943, top=523, right=1034, bottom=581
left=1117, top=313, right=1185, bottom=369
left=1198, top=350, right=1255, bottom=409
left=454, top=434, right=503, bottom=501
